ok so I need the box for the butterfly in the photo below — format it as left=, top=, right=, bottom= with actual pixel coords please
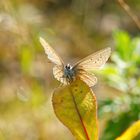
left=39, top=37, right=111, bottom=87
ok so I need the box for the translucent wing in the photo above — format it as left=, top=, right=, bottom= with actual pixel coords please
left=39, top=37, right=64, bottom=66
left=39, top=37, right=65, bottom=83
left=76, top=69, right=97, bottom=87
left=73, top=47, right=111, bottom=70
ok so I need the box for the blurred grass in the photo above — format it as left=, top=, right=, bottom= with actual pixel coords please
left=0, top=0, right=140, bottom=140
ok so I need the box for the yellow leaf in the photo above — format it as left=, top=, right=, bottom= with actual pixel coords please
left=52, top=79, right=98, bottom=140
left=116, top=120, right=140, bottom=140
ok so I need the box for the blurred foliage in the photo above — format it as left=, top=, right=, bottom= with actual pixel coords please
left=0, top=0, right=140, bottom=140
left=98, top=30, right=140, bottom=140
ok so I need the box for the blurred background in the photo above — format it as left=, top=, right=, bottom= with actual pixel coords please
left=0, top=0, right=140, bottom=140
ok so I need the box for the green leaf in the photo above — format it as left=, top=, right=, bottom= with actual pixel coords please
left=113, top=30, right=131, bottom=61
left=116, top=120, right=140, bottom=140
left=52, top=79, right=98, bottom=140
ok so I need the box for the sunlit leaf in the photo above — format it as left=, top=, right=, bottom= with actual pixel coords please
left=52, top=79, right=98, bottom=140
left=116, top=120, right=140, bottom=140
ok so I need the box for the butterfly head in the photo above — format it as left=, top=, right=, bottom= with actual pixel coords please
left=65, top=64, right=72, bottom=70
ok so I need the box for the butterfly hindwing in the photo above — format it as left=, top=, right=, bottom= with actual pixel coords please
left=76, top=69, right=97, bottom=87
left=53, top=65, right=67, bottom=85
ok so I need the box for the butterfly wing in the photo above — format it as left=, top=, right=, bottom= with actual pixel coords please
left=39, top=37, right=64, bottom=66
left=39, top=37, right=65, bottom=83
left=76, top=69, right=97, bottom=87
left=73, top=47, right=111, bottom=86
left=73, top=47, right=111, bottom=70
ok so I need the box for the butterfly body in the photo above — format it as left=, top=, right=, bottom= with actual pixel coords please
left=64, top=64, right=76, bottom=83
left=39, top=37, right=111, bottom=87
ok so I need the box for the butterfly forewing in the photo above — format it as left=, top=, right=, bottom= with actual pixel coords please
left=74, top=47, right=111, bottom=70
left=39, top=37, right=64, bottom=66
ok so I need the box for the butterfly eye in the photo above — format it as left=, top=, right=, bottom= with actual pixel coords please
left=66, top=65, right=71, bottom=69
